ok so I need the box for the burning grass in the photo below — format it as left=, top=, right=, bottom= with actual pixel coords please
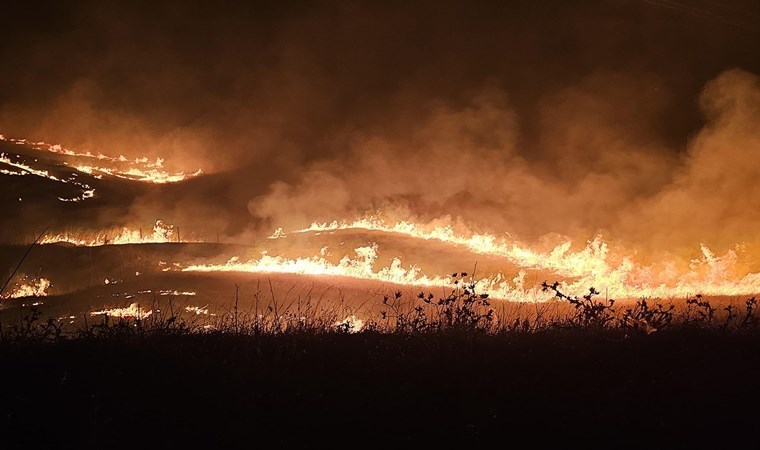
left=4, top=273, right=760, bottom=343
left=0, top=134, right=202, bottom=185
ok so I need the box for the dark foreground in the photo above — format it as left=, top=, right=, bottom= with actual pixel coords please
left=2, top=330, right=759, bottom=449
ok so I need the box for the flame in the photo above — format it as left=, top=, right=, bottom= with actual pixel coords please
left=1, top=152, right=96, bottom=201
left=74, top=164, right=203, bottom=184
left=0, top=133, right=202, bottom=185
left=267, top=228, right=286, bottom=239
left=181, top=216, right=760, bottom=301
left=121, top=289, right=196, bottom=300
left=0, top=168, right=26, bottom=176
left=183, top=244, right=536, bottom=301
left=8, top=130, right=760, bottom=302
left=335, top=315, right=364, bottom=333
left=40, top=220, right=188, bottom=246
left=289, top=216, right=760, bottom=299
left=298, top=217, right=598, bottom=276
left=158, top=290, right=196, bottom=296
left=2, top=278, right=50, bottom=299
left=185, top=305, right=209, bottom=315
left=90, top=303, right=153, bottom=318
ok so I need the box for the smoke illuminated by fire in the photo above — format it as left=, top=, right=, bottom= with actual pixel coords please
left=3, top=1, right=760, bottom=312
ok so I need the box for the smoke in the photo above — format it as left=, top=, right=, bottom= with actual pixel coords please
left=621, top=69, right=760, bottom=251
left=2, top=0, right=760, bottom=252
left=250, top=68, right=760, bottom=255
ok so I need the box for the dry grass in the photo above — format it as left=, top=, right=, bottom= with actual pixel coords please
left=3, top=274, right=759, bottom=344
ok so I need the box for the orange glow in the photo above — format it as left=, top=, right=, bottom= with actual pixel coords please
left=90, top=303, right=153, bottom=318
left=290, top=217, right=760, bottom=299
left=40, top=220, right=187, bottom=246
left=185, top=305, right=209, bottom=315
left=183, top=243, right=541, bottom=301
left=335, top=315, right=364, bottom=333
left=73, top=164, right=202, bottom=184
left=181, top=216, right=760, bottom=301
left=2, top=278, right=50, bottom=299
left=1, top=134, right=202, bottom=185
left=1, top=152, right=96, bottom=202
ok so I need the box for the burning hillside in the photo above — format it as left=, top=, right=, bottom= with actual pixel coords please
left=4, top=130, right=760, bottom=319
left=5, top=2, right=760, bottom=448
left=0, top=1, right=759, bottom=324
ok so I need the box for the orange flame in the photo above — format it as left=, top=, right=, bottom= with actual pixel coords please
left=0, top=133, right=202, bottom=185
left=2, top=278, right=50, bottom=299
left=183, top=243, right=539, bottom=301
left=181, top=216, right=760, bottom=301
left=1, top=152, right=95, bottom=201
left=90, top=303, right=153, bottom=318
left=335, top=315, right=364, bottom=333
left=290, top=217, right=760, bottom=299
left=40, top=220, right=186, bottom=246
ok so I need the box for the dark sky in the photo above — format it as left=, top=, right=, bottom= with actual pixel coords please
left=2, top=0, right=760, bottom=248
left=2, top=1, right=758, bottom=160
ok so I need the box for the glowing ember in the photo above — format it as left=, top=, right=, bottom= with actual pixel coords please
left=2, top=278, right=51, bottom=299
left=91, top=303, right=153, bottom=318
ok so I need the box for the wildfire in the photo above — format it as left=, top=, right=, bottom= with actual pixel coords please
left=183, top=244, right=536, bottom=301
left=335, top=315, right=364, bottom=333
left=2, top=278, right=51, bottom=299
left=40, top=220, right=185, bottom=246
left=74, top=164, right=203, bottom=184
left=0, top=134, right=202, bottom=185
left=181, top=216, right=760, bottom=301
left=8, top=128, right=760, bottom=302
left=90, top=303, right=153, bottom=318
left=0, top=152, right=96, bottom=202
left=297, top=217, right=603, bottom=276
left=185, top=305, right=209, bottom=315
